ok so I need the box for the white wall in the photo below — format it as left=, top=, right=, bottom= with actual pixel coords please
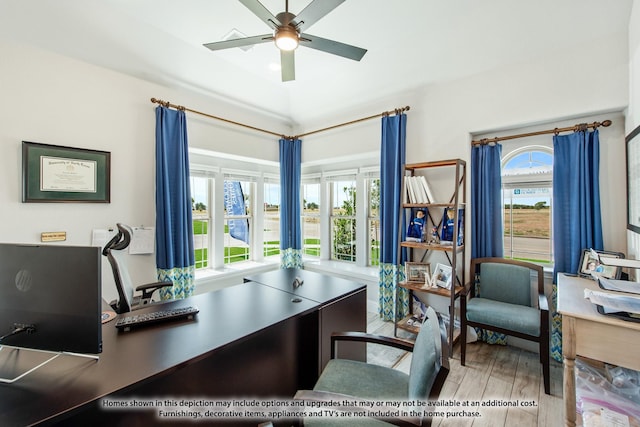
left=0, top=39, right=288, bottom=303
left=0, top=18, right=632, bottom=303
left=300, top=29, right=629, bottom=272
left=627, top=0, right=640, bottom=272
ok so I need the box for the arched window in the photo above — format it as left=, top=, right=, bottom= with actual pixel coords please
left=501, top=146, right=553, bottom=265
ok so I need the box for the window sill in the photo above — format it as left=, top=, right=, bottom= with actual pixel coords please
left=302, top=259, right=379, bottom=284
left=194, top=259, right=280, bottom=294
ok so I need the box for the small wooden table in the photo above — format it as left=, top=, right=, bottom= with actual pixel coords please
left=557, top=273, right=640, bottom=426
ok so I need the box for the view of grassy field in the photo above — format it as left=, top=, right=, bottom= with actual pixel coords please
left=192, top=207, right=551, bottom=268
left=504, top=207, right=550, bottom=238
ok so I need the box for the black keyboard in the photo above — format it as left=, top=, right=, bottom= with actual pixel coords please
left=115, top=306, right=199, bottom=331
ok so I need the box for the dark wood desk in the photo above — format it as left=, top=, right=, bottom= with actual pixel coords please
left=0, top=281, right=326, bottom=426
left=245, top=268, right=367, bottom=374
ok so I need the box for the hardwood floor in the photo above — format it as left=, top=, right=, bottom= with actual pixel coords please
left=366, top=312, right=564, bottom=426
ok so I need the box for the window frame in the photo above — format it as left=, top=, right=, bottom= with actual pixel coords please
left=501, top=146, right=554, bottom=265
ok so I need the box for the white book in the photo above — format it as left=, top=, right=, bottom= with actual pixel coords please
left=405, top=177, right=417, bottom=203
left=411, top=177, right=426, bottom=203
left=419, top=175, right=435, bottom=203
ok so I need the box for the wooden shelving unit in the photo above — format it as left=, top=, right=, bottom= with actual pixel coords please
left=394, top=158, right=466, bottom=358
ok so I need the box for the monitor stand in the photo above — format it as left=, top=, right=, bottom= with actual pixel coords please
left=0, top=345, right=99, bottom=384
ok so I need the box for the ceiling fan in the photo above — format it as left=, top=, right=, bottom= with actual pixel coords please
left=203, top=0, right=367, bottom=82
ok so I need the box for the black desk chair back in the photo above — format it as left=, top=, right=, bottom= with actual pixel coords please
left=102, top=223, right=173, bottom=314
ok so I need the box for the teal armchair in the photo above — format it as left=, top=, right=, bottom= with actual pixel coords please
left=460, top=257, right=550, bottom=394
left=294, top=306, right=449, bottom=426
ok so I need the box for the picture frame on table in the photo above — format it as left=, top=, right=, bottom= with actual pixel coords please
left=405, top=262, right=431, bottom=284
left=22, top=141, right=111, bottom=203
left=578, top=249, right=625, bottom=280
left=433, top=263, right=453, bottom=290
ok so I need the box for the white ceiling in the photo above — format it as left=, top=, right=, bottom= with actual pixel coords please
left=0, top=1, right=633, bottom=125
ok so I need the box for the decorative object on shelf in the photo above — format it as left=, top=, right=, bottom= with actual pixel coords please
left=22, top=141, right=111, bottom=203
left=433, top=263, right=453, bottom=290
left=405, top=262, right=431, bottom=284
left=406, top=208, right=427, bottom=242
left=428, top=226, right=440, bottom=244
left=578, top=248, right=625, bottom=280
left=440, top=207, right=464, bottom=245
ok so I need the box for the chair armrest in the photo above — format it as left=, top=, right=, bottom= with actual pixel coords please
left=538, top=292, right=549, bottom=312
left=294, top=390, right=422, bottom=427
left=136, top=281, right=173, bottom=300
left=330, top=332, right=415, bottom=358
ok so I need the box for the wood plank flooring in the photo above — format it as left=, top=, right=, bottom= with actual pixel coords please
left=366, top=312, right=564, bottom=426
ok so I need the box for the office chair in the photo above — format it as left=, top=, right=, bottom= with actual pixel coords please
left=294, top=306, right=449, bottom=426
left=102, top=223, right=173, bottom=314
left=460, top=257, right=550, bottom=395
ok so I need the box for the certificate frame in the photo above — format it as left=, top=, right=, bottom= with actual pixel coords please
left=627, top=123, right=640, bottom=234
left=22, top=141, right=110, bottom=203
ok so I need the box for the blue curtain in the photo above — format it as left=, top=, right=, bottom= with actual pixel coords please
left=550, top=129, right=603, bottom=362
left=279, top=138, right=303, bottom=268
left=471, top=143, right=504, bottom=258
left=470, top=142, right=506, bottom=344
left=553, top=129, right=603, bottom=276
left=155, top=106, right=195, bottom=299
left=379, top=114, right=408, bottom=321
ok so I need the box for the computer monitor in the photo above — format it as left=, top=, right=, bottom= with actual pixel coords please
left=0, top=243, right=102, bottom=354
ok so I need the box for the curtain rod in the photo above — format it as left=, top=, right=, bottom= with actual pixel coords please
left=151, top=97, right=409, bottom=140
left=471, top=119, right=612, bottom=146
left=296, top=106, right=410, bottom=139
left=151, top=97, right=285, bottom=138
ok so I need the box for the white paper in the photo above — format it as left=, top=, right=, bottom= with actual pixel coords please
left=129, top=227, right=155, bottom=254
left=41, top=156, right=97, bottom=192
left=584, top=289, right=640, bottom=315
left=91, top=228, right=117, bottom=248
left=598, top=277, right=640, bottom=295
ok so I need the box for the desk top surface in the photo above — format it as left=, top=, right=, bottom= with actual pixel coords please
left=0, top=281, right=319, bottom=426
left=244, top=268, right=366, bottom=304
left=557, top=273, right=640, bottom=331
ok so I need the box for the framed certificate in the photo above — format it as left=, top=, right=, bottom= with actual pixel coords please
left=22, top=141, right=110, bottom=203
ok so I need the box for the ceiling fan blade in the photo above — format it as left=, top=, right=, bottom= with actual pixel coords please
left=299, top=33, right=367, bottom=61
left=281, top=50, right=295, bottom=82
left=203, top=34, right=273, bottom=51
left=294, top=0, right=345, bottom=32
left=238, top=0, right=281, bottom=30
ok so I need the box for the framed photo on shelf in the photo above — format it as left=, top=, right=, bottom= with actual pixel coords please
left=578, top=249, right=625, bottom=280
left=433, top=263, right=453, bottom=290
left=405, top=262, right=431, bottom=284
left=22, top=141, right=111, bottom=203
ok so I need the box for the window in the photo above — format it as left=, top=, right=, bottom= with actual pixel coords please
left=330, top=179, right=356, bottom=262
left=367, top=178, right=380, bottom=266
left=263, top=181, right=280, bottom=258
left=191, top=176, right=211, bottom=269
left=502, top=148, right=553, bottom=265
left=223, top=179, right=252, bottom=264
left=302, top=182, right=320, bottom=257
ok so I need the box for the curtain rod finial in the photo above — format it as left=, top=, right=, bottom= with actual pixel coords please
left=602, top=119, right=612, bottom=127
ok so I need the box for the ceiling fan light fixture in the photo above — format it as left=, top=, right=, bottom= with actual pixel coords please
left=274, top=26, right=299, bottom=51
